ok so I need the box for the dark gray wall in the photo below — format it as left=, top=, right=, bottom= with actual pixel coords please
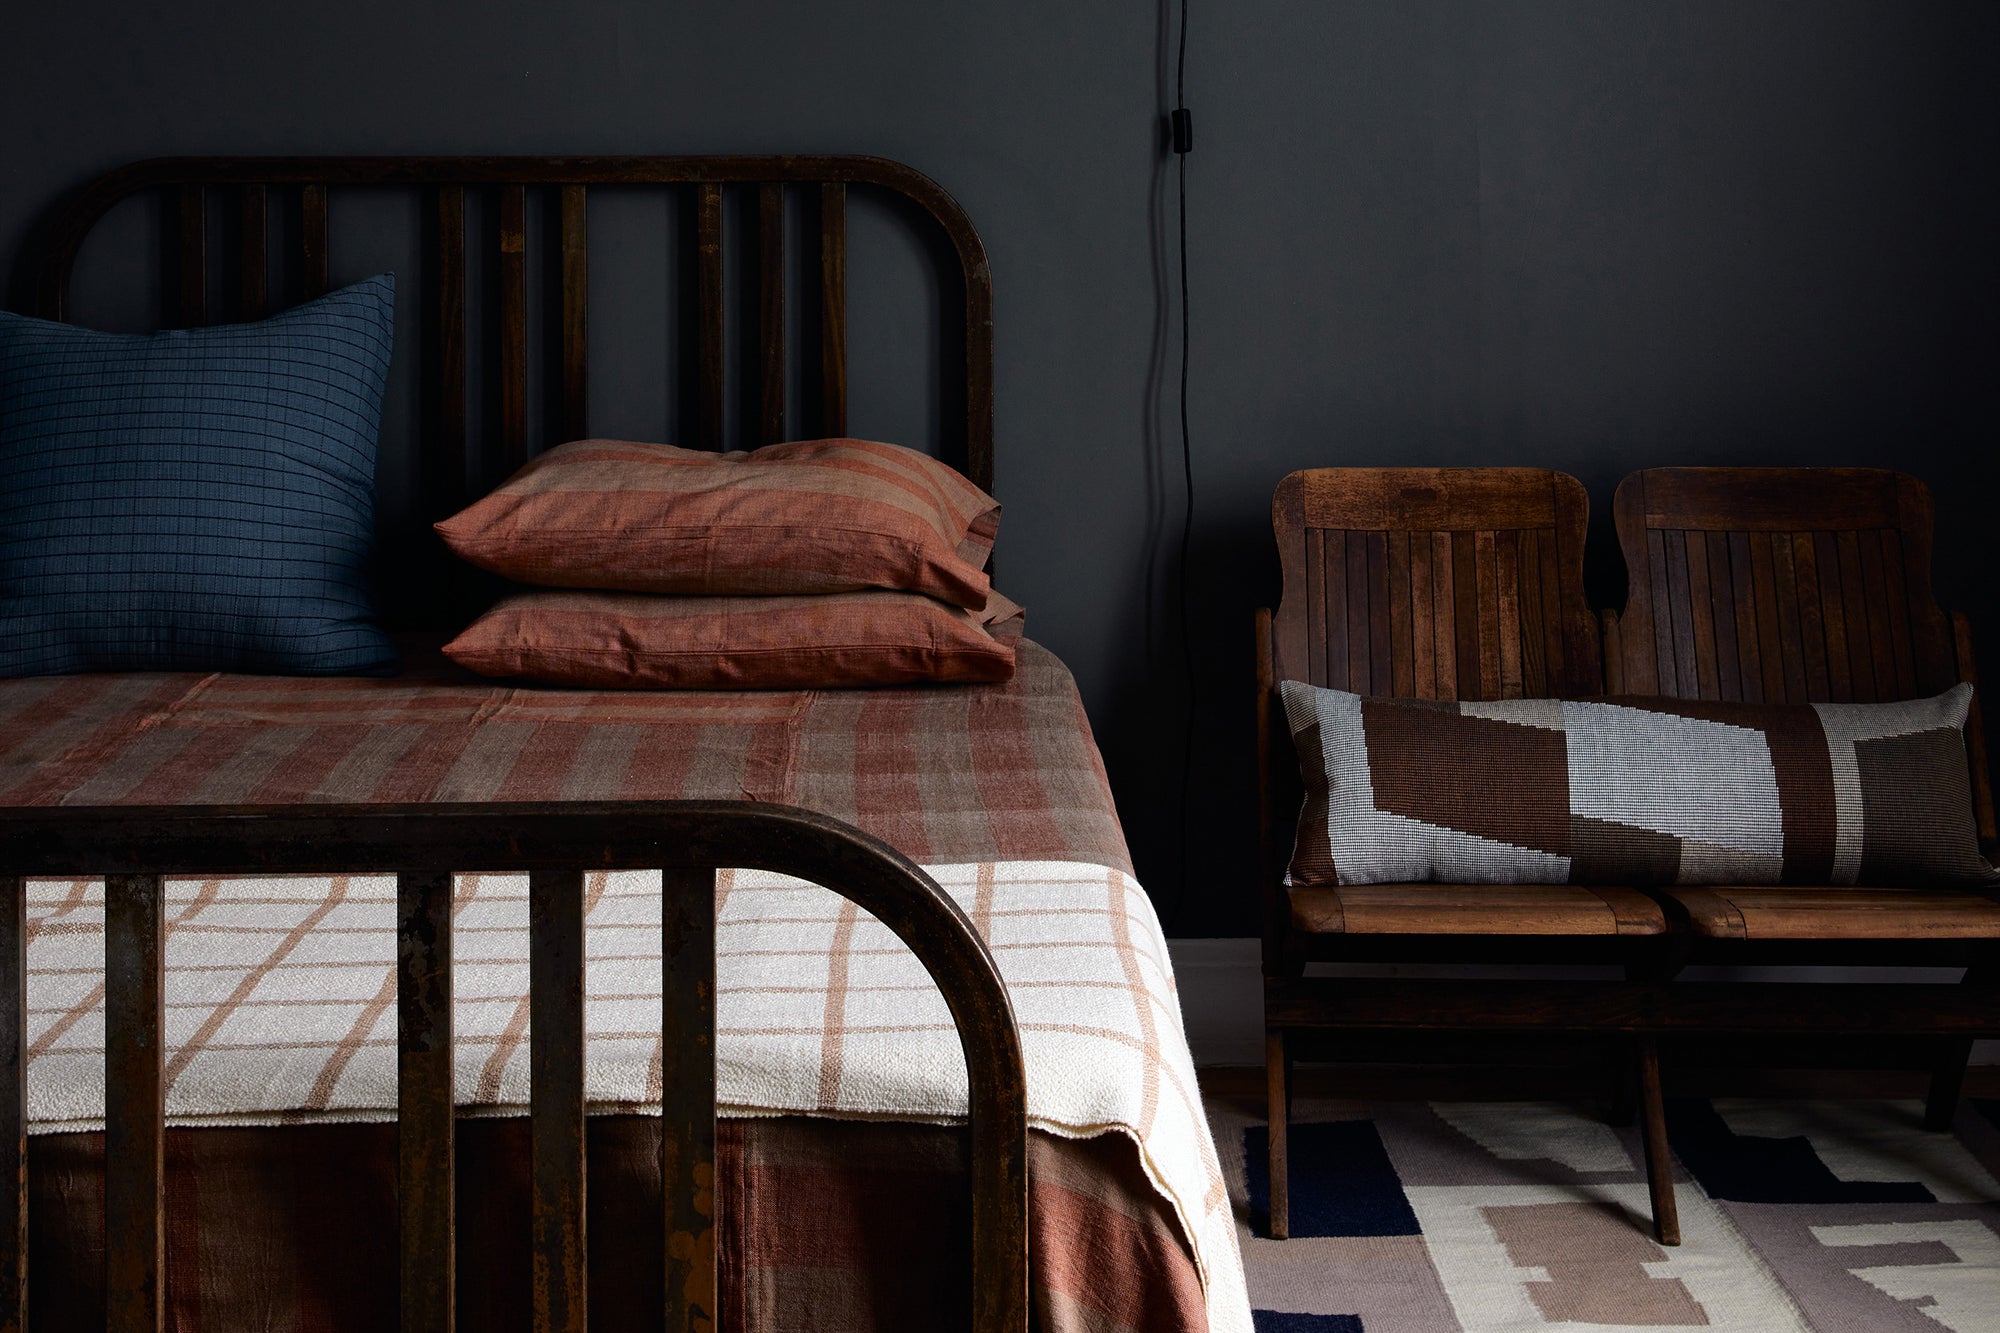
left=4, top=1, right=1995, bottom=934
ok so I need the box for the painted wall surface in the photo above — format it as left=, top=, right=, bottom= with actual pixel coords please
left=3, top=2, right=1995, bottom=933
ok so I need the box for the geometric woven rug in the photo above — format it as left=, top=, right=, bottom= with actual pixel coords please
left=1209, top=1090, right=2000, bottom=1332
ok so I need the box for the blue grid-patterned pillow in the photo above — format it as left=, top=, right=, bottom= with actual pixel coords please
left=0, top=275, right=398, bottom=677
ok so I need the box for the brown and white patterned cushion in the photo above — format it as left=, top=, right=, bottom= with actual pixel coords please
left=1279, top=679, right=1996, bottom=888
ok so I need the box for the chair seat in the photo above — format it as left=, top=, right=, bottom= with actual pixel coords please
left=1289, top=883, right=1667, bottom=937
left=1663, top=885, right=2000, bottom=941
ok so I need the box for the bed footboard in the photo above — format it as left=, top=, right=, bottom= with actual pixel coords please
left=0, top=800, right=1030, bottom=1333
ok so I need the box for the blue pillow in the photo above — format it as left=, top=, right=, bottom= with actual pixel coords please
left=0, top=275, right=399, bottom=677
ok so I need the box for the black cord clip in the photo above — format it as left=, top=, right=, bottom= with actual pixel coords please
left=1170, top=108, right=1194, bottom=155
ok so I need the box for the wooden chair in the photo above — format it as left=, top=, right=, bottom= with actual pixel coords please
left=1255, top=468, right=1681, bottom=1245
left=1603, top=467, right=2000, bottom=1129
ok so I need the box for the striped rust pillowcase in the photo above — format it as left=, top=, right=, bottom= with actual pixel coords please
left=436, top=437, right=999, bottom=608
left=444, top=588, right=1023, bottom=689
left=1280, top=679, right=1996, bottom=887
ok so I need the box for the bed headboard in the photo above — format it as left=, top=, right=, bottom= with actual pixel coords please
left=25, top=155, right=994, bottom=624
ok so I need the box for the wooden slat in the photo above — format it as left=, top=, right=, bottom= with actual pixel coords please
left=758, top=182, right=787, bottom=446
left=1683, top=530, right=1719, bottom=700
left=695, top=183, right=725, bottom=451
left=1835, top=531, right=1876, bottom=700
left=1296, top=469, right=1561, bottom=532
left=1728, top=532, right=1763, bottom=703
left=660, top=868, right=718, bottom=1333
left=1791, top=533, right=1830, bottom=700
left=1856, top=530, right=1899, bottom=699
left=1409, top=533, right=1436, bottom=698
left=1748, top=530, right=1787, bottom=705
left=1647, top=531, right=1680, bottom=696
left=432, top=185, right=468, bottom=517
left=1550, top=478, right=1594, bottom=694
left=498, top=185, right=528, bottom=473
left=1433, top=532, right=1459, bottom=698
left=238, top=184, right=268, bottom=320
left=1, top=876, right=22, bottom=1333
left=530, top=869, right=587, bottom=1333
left=1346, top=532, right=1371, bottom=692
left=175, top=185, right=205, bottom=328
left=1517, top=529, right=1547, bottom=697
left=299, top=184, right=329, bottom=301
left=559, top=185, right=589, bottom=444
left=398, top=871, right=455, bottom=1333
left=1663, top=530, right=1700, bottom=698
left=1304, top=531, right=1327, bottom=686
left=105, top=873, right=165, bottom=1333
left=1365, top=532, right=1392, bottom=694
left=1387, top=531, right=1414, bottom=697
left=1452, top=532, right=1481, bottom=699
left=1323, top=529, right=1349, bottom=691
left=1815, top=532, right=1854, bottom=703
left=1538, top=524, right=1567, bottom=693
left=1495, top=530, right=1523, bottom=698
left=1474, top=531, right=1501, bottom=698
left=819, top=182, right=848, bottom=436
left=1768, top=533, right=1809, bottom=703
left=1878, top=532, right=1919, bottom=697
left=1703, top=532, right=1741, bottom=701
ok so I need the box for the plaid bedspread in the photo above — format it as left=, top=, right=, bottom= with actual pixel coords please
left=5, top=641, right=1251, bottom=1330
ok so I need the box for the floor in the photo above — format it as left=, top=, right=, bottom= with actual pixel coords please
left=1203, top=1072, right=2000, bottom=1333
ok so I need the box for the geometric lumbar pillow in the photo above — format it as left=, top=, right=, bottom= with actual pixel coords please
left=1279, top=679, right=1995, bottom=887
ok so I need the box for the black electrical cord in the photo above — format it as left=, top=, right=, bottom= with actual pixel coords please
left=1172, top=0, right=1195, bottom=908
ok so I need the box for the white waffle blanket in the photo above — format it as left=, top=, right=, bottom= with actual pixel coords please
left=24, top=861, right=1250, bottom=1332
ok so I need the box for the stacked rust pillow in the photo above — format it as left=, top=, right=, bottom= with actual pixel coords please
left=437, top=438, right=1018, bottom=689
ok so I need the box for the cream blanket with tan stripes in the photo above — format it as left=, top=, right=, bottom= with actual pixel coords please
left=23, top=861, right=1251, bottom=1332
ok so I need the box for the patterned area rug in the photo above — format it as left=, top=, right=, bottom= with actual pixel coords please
left=1209, top=1088, right=2000, bottom=1331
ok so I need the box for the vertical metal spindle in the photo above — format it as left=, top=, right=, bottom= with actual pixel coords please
left=530, top=869, right=586, bottom=1333
left=398, top=871, right=455, bottom=1333
left=105, top=873, right=165, bottom=1333
left=660, top=868, right=717, bottom=1333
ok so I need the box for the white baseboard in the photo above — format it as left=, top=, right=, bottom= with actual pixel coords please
left=1164, top=937, right=2000, bottom=1070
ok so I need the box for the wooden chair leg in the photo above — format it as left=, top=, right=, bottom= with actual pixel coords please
left=1637, top=1036, right=1680, bottom=1246
left=1266, top=1029, right=1290, bottom=1240
left=1926, top=1037, right=1974, bottom=1131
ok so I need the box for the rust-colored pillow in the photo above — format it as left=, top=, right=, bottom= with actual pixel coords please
left=443, top=589, right=1023, bottom=689
left=435, top=438, right=999, bottom=609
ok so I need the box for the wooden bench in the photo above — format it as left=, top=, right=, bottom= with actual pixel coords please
left=1254, top=467, right=1681, bottom=1245
left=1602, top=466, right=2000, bottom=1129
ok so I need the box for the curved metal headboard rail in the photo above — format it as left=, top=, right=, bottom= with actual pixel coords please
left=0, top=800, right=1028, bottom=1332
left=28, top=154, right=995, bottom=493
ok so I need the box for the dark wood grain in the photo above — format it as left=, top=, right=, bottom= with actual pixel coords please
left=1516, top=528, right=1546, bottom=697
left=1835, top=531, right=1875, bottom=700
left=1683, top=530, right=1718, bottom=700
left=530, top=868, right=587, bottom=1333
left=1856, top=530, right=1900, bottom=699
left=819, top=181, right=848, bottom=438
left=1366, top=531, right=1392, bottom=694
left=1, top=876, right=21, bottom=1333
left=498, top=184, right=528, bottom=472
left=1433, top=531, right=1458, bottom=698
left=105, top=873, right=165, bottom=1333
left=1346, top=531, right=1371, bottom=692
left=1748, top=531, right=1786, bottom=704
left=558, top=185, right=588, bottom=444
left=758, top=182, right=787, bottom=446
left=238, top=184, right=267, bottom=320
left=1495, top=529, right=1523, bottom=698
left=1816, top=530, right=1853, bottom=702
left=1768, top=532, right=1808, bottom=703
left=1324, top=530, right=1349, bottom=691
left=1791, top=533, right=1829, bottom=700
left=1639, top=1039, right=1680, bottom=1245
left=1453, top=531, right=1482, bottom=698
left=1647, top=530, right=1680, bottom=696
left=398, top=870, right=455, bottom=1333
left=431, top=185, right=468, bottom=518
left=299, top=183, right=329, bottom=301
left=1303, top=530, right=1327, bottom=686
left=1410, top=529, right=1436, bottom=697
left=1706, top=531, right=1741, bottom=702
left=660, top=867, right=717, bottom=1333
left=1387, top=531, right=1414, bottom=697
left=1663, top=530, right=1699, bottom=699
left=1878, top=532, right=1919, bottom=697
left=1727, top=531, right=1763, bottom=703
left=175, top=185, right=205, bottom=328
left=695, top=183, right=725, bottom=452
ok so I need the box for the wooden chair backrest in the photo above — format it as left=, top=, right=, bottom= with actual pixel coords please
left=1268, top=467, right=1602, bottom=700
left=1609, top=466, right=1994, bottom=845
left=1610, top=467, right=1958, bottom=702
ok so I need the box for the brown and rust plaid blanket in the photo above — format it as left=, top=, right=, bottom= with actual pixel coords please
left=4, top=640, right=1250, bottom=1331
